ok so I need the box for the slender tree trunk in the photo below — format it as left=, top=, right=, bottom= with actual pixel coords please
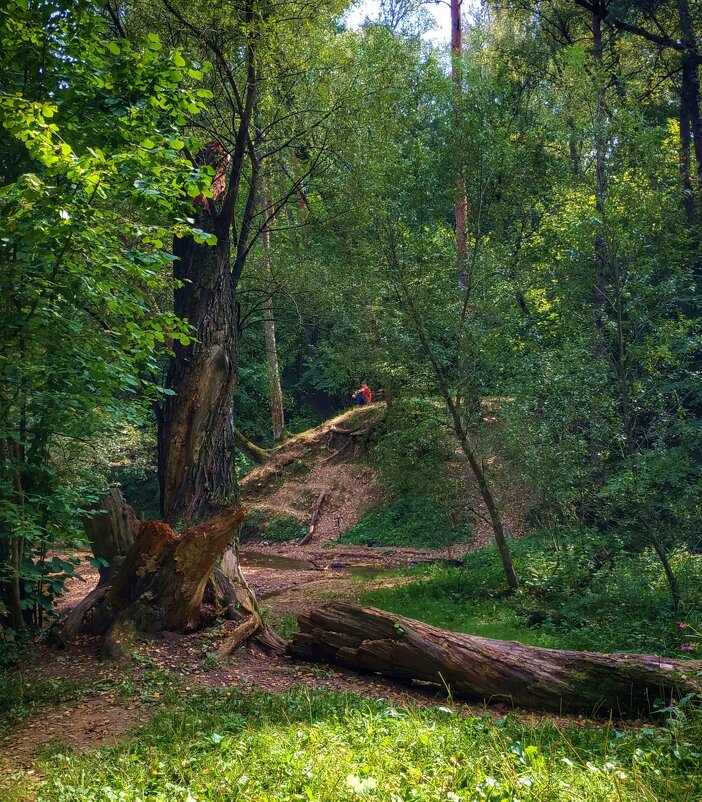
left=677, top=0, right=702, bottom=198
left=397, top=279, right=518, bottom=591
left=260, top=203, right=285, bottom=441
left=451, top=0, right=469, bottom=289
left=680, top=81, right=696, bottom=225
left=588, top=9, right=609, bottom=490
left=157, top=213, right=239, bottom=525
left=5, top=436, right=26, bottom=630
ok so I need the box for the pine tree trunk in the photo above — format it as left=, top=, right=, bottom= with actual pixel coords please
left=157, top=213, right=239, bottom=525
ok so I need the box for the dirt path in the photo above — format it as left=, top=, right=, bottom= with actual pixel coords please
left=0, top=549, right=436, bottom=773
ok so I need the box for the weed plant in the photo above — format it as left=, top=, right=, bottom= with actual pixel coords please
left=240, top=510, right=306, bottom=543
left=0, top=670, right=84, bottom=737
left=7, top=687, right=701, bottom=802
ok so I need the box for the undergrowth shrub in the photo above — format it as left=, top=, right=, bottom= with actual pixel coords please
left=363, top=533, right=702, bottom=656
left=339, top=495, right=471, bottom=549
left=0, top=671, right=84, bottom=737
left=240, top=509, right=306, bottom=543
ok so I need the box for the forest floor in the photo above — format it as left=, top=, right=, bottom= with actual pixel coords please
left=0, top=407, right=639, bottom=797
left=0, top=439, right=537, bottom=780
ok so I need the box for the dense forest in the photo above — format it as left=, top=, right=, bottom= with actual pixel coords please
left=1, top=0, right=702, bottom=800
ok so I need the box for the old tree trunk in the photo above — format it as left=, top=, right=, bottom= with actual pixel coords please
left=61, top=508, right=246, bottom=652
left=60, top=141, right=280, bottom=654
left=157, top=211, right=238, bottom=525
left=290, top=604, right=702, bottom=716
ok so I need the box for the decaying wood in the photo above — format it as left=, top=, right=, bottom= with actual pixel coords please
left=298, top=491, right=327, bottom=545
left=216, top=615, right=261, bottom=659
left=218, top=539, right=286, bottom=656
left=59, top=585, right=108, bottom=643
left=82, top=488, right=140, bottom=583
left=239, top=403, right=386, bottom=501
left=63, top=507, right=247, bottom=648
left=289, top=603, right=702, bottom=716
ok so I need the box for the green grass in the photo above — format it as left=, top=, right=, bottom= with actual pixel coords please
left=339, top=495, right=471, bottom=549
left=361, top=537, right=702, bottom=657
left=3, top=686, right=700, bottom=802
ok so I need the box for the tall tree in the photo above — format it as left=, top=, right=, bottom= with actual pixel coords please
left=0, top=0, right=201, bottom=636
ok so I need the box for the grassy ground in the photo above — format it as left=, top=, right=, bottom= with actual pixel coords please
left=3, top=533, right=701, bottom=802
left=3, top=685, right=702, bottom=802
left=338, top=496, right=472, bottom=549
left=360, top=537, right=702, bottom=657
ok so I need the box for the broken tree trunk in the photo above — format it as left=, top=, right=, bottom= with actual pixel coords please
left=62, top=507, right=263, bottom=658
left=289, top=603, right=702, bottom=716
left=82, top=488, right=140, bottom=585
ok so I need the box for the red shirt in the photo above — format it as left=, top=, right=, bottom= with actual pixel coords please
left=361, top=384, right=372, bottom=403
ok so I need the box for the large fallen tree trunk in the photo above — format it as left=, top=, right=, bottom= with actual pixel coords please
left=289, top=603, right=702, bottom=716
left=238, top=403, right=386, bottom=501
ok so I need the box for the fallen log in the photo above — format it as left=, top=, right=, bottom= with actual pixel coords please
left=288, top=603, right=702, bottom=716
left=234, top=428, right=270, bottom=464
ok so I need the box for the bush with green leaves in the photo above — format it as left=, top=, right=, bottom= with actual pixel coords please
left=339, top=495, right=471, bottom=549
left=240, top=510, right=306, bottom=543
left=0, top=0, right=211, bottom=648
left=363, top=532, right=702, bottom=656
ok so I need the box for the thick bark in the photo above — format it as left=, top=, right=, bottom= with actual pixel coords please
left=82, top=488, right=139, bottom=584
left=67, top=507, right=246, bottom=646
left=289, top=603, right=702, bottom=716
left=157, top=217, right=239, bottom=525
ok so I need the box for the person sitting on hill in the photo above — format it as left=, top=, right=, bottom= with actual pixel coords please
left=352, top=381, right=373, bottom=406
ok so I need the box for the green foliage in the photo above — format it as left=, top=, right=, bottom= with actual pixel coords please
left=340, top=495, right=471, bottom=549
left=265, top=515, right=307, bottom=543
left=106, top=425, right=160, bottom=520
left=240, top=509, right=306, bottom=543
left=0, top=0, right=210, bottom=640
left=363, top=535, right=702, bottom=656
left=9, top=687, right=702, bottom=802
